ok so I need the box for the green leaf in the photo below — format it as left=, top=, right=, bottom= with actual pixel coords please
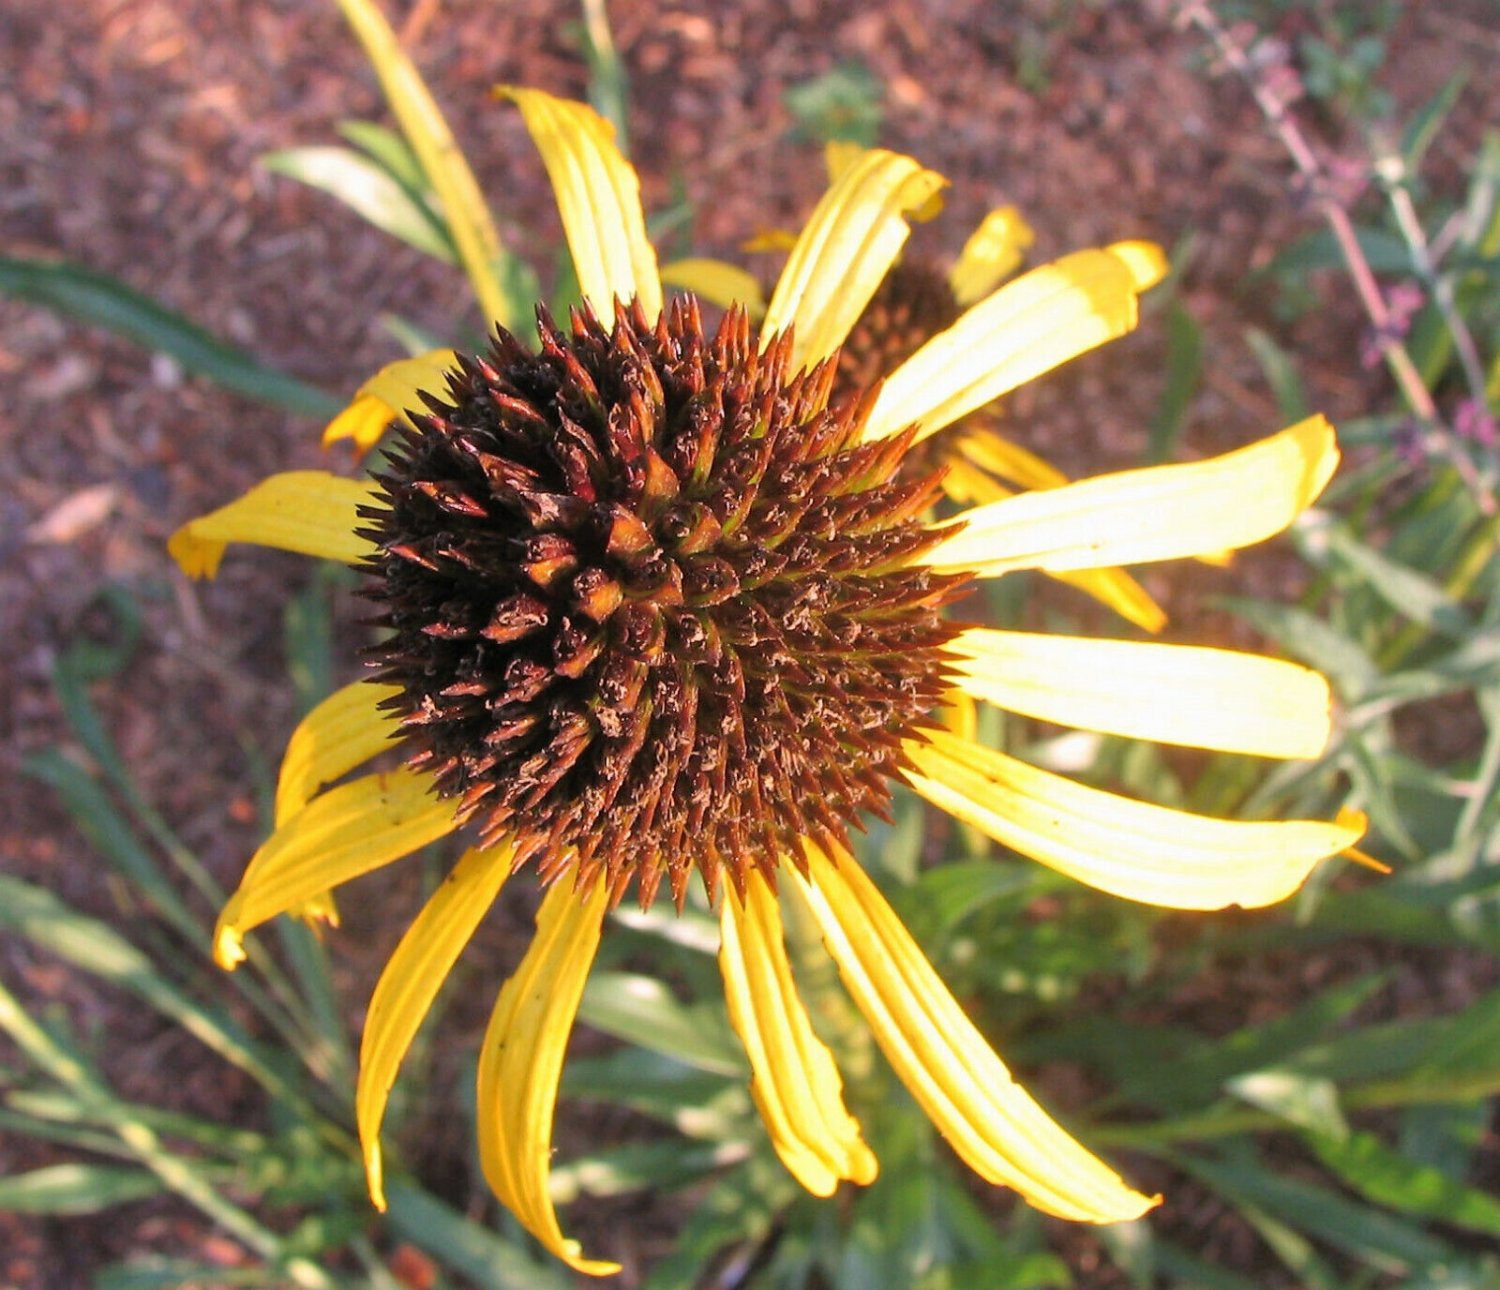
left=1244, top=327, right=1310, bottom=424
left=1217, top=597, right=1380, bottom=699
left=262, top=145, right=457, bottom=263
left=1400, top=72, right=1467, bottom=174
left=1148, top=301, right=1203, bottom=464
left=783, top=60, right=884, bottom=146
left=564, top=1047, right=749, bottom=1139
left=1227, top=1070, right=1348, bottom=1139
left=1184, top=1150, right=1456, bottom=1272
left=384, top=1182, right=573, bottom=1290
left=0, top=257, right=336, bottom=417
left=579, top=972, right=744, bottom=1076
left=0, top=1163, right=162, bottom=1214
left=549, top=1139, right=740, bottom=1201
left=0, top=877, right=294, bottom=1103
left=1297, top=515, right=1472, bottom=640
left=1309, top=1129, right=1500, bottom=1236
left=19, top=749, right=191, bottom=934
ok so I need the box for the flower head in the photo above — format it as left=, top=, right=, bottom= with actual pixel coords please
left=171, top=88, right=1365, bottom=1275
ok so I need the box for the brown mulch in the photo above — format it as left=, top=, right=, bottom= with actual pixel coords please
left=4, top=1, right=1498, bottom=1287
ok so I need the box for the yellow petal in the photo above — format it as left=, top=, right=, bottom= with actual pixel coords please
left=923, top=416, right=1339, bottom=577
left=792, top=840, right=1156, bottom=1222
left=949, top=628, right=1332, bottom=758
left=720, top=871, right=877, bottom=1195
left=948, top=206, right=1036, bottom=305
left=323, top=394, right=399, bottom=458
left=271, top=678, right=401, bottom=927
left=761, top=149, right=947, bottom=370
left=476, top=874, right=619, bottom=1276
left=1051, top=569, right=1168, bottom=634
left=333, top=0, right=518, bottom=331
left=500, top=87, right=661, bottom=324
left=168, top=472, right=379, bottom=579
left=943, top=430, right=1167, bottom=632
left=864, top=244, right=1156, bottom=444
left=214, top=767, right=455, bottom=970
left=359, top=840, right=515, bottom=1210
left=659, top=257, right=766, bottom=320
left=323, top=350, right=460, bottom=454
left=904, top=729, right=1366, bottom=909
left=275, top=680, right=403, bottom=827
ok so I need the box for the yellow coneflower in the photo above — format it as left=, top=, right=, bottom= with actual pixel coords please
left=170, top=89, right=1363, bottom=1276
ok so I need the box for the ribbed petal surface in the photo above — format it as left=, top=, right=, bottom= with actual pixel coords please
left=476, top=875, right=619, bottom=1275
left=793, top=840, right=1157, bottom=1222
left=762, top=148, right=946, bottom=370
left=168, top=472, right=378, bottom=579
left=502, top=87, right=661, bottom=323
left=359, top=841, right=514, bottom=1209
left=904, top=729, right=1366, bottom=909
left=214, top=767, right=456, bottom=969
left=949, top=628, right=1331, bottom=758
left=924, top=416, right=1339, bottom=577
left=720, top=870, right=877, bottom=1195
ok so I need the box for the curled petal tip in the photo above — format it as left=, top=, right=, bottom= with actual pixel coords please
left=213, top=921, right=246, bottom=971
left=1106, top=240, right=1169, bottom=292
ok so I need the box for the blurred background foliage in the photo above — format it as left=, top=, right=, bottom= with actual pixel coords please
left=2, top=0, right=1497, bottom=1286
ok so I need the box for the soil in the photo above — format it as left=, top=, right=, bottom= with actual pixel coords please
left=3, top=2, right=1498, bottom=1287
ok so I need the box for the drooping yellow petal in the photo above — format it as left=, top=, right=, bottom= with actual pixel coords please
left=948, top=206, right=1036, bottom=305
left=168, top=472, right=379, bottom=580
left=214, top=767, right=455, bottom=970
left=904, top=729, right=1365, bottom=909
left=659, top=257, right=766, bottom=320
left=949, top=628, right=1332, bottom=758
left=719, top=872, right=877, bottom=1196
left=359, top=840, right=515, bottom=1210
left=500, top=87, right=661, bottom=324
left=923, top=416, right=1339, bottom=577
left=943, top=430, right=1167, bottom=632
left=275, top=680, right=403, bottom=827
left=333, top=0, right=518, bottom=331
left=863, top=243, right=1163, bottom=444
left=761, top=149, right=947, bottom=370
left=476, top=874, right=619, bottom=1276
left=322, top=350, right=459, bottom=454
left=792, top=840, right=1157, bottom=1223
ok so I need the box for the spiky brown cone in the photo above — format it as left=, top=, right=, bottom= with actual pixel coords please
left=360, top=296, right=967, bottom=909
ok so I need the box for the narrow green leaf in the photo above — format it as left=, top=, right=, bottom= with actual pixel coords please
left=579, top=972, right=744, bottom=1076
left=1309, top=1129, right=1500, bottom=1236
left=1227, top=1070, right=1348, bottom=1139
left=549, top=1139, right=741, bottom=1201
left=1244, top=327, right=1310, bottom=424
left=0, top=877, right=294, bottom=1105
left=1400, top=72, right=1467, bottom=173
left=563, top=1047, right=749, bottom=1138
left=1184, top=1150, right=1456, bottom=1272
left=1218, top=596, right=1380, bottom=698
left=0, top=257, right=336, bottom=417
left=338, top=120, right=428, bottom=192
left=1148, top=301, right=1202, bottom=464
left=1298, top=515, right=1472, bottom=639
left=0, top=1163, right=162, bottom=1215
left=384, top=1182, right=573, bottom=1290
left=262, top=145, right=456, bottom=263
